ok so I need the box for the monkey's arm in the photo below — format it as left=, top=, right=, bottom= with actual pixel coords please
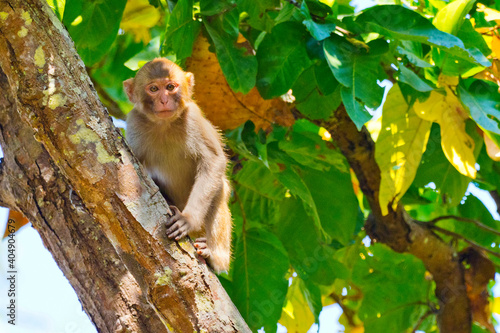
left=182, top=125, right=227, bottom=231
left=165, top=112, right=227, bottom=239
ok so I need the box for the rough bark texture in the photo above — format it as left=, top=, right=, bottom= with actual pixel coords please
left=318, top=106, right=471, bottom=333
left=0, top=1, right=250, bottom=332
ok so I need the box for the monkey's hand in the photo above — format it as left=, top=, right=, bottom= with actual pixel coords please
left=166, top=206, right=192, bottom=241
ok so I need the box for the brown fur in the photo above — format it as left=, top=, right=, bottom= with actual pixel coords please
left=125, top=58, right=232, bottom=272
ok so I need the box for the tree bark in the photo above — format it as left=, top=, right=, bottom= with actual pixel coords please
left=317, top=106, right=471, bottom=333
left=0, top=1, right=250, bottom=332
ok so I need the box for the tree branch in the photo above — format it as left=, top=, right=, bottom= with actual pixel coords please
left=427, top=225, right=500, bottom=260
left=314, top=105, right=472, bottom=333
left=0, top=0, right=249, bottom=332
left=428, top=215, right=500, bottom=238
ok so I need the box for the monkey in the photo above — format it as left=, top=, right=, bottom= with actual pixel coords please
left=123, top=58, right=232, bottom=273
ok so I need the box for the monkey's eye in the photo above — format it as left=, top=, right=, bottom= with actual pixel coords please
left=149, top=86, right=159, bottom=92
left=166, top=84, right=176, bottom=91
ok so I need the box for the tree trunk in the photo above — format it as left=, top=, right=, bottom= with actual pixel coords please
left=0, top=0, right=250, bottom=332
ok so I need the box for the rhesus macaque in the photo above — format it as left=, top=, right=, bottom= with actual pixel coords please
left=124, top=58, right=232, bottom=273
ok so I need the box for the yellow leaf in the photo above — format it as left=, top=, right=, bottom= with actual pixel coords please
left=492, top=297, right=500, bottom=314
left=120, top=0, right=161, bottom=43
left=437, top=74, right=459, bottom=87
left=319, top=0, right=335, bottom=6
left=414, top=89, right=477, bottom=178
left=492, top=35, right=500, bottom=58
left=279, top=278, right=316, bottom=333
left=376, top=84, right=432, bottom=216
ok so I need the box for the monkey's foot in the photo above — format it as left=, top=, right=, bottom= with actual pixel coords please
left=194, top=237, right=211, bottom=258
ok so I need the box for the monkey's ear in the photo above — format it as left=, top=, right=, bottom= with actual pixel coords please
left=185, top=72, right=195, bottom=97
left=123, top=79, right=135, bottom=103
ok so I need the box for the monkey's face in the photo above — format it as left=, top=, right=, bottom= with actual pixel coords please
left=143, top=78, right=181, bottom=119
left=124, top=58, right=195, bottom=122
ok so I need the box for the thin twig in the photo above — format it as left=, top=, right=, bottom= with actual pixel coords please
left=412, top=310, right=435, bottom=333
left=430, top=225, right=500, bottom=259
left=329, top=292, right=356, bottom=327
left=428, top=215, right=500, bottom=237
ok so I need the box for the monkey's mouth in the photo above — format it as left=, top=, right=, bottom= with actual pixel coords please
left=154, top=110, right=175, bottom=118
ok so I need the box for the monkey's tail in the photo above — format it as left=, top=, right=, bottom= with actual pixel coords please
left=206, top=180, right=232, bottom=274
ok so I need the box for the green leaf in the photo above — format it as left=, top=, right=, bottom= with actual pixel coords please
left=279, top=129, right=347, bottom=172
left=355, top=5, right=491, bottom=67
left=161, top=0, right=201, bottom=60
left=353, top=244, right=429, bottom=333
left=199, top=0, right=235, bottom=16
left=314, top=60, right=338, bottom=95
left=292, top=63, right=340, bottom=120
left=301, top=279, right=322, bottom=323
left=376, top=84, right=432, bottom=215
left=432, top=0, right=475, bottom=35
left=296, top=88, right=341, bottom=120
left=237, top=0, right=278, bottom=32
left=276, top=197, right=348, bottom=285
left=226, top=121, right=265, bottom=161
left=46, top=0, right=66, bottom=21
left=396, top=46, right=433, bottom=68
left=232, top=227, right=289, bottom=332
left=257, top=22, right=313, bottom=99
left=91, top=33, right=144, bottom=104
left=271, top=162, right=325, bottom=239
left=234, top=160, right=286, bottom=201
left=396, top=63, right=434, bottom=92
left=431, top=20, right=490, bottom=77
left=473, top=323, right=493, bottom=333
left=63, top=0, right=127, bottom=66
left=340, top=86, right=373, bottom=130
left=300, top=1, right=336, bottom=41
left=204, top=11, right=257, bottom=94
left=124, top=36, right=161, bottom=71
left=324, top=36, right=387, bottom=108
left=477, top=146, right=500, bottom=191
left=148, top=0, right=161, bottom=7
left=457, top=20, right=491, bottom=56
left=301, top=167, right=363, bottom=245
left=459, top=79, right=500, bottom=134
left=231, top=185, right=281, bottom=234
